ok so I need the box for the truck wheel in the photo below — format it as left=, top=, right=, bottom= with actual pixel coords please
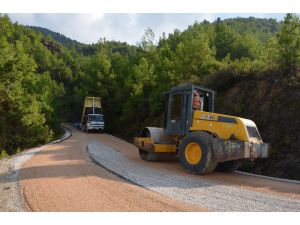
left=216, top=160, right=241, bottom=172
left=179, top=131, right=217, bottom=175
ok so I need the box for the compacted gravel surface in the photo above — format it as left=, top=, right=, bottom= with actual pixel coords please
left=88, top=140, right=300, bottom=212
left=18, top=127, right=203, bottom=211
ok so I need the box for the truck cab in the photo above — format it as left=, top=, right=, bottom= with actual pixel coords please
left=86, top=114, right=105, bottom=132
left=80, top=97, right=105, bottom=133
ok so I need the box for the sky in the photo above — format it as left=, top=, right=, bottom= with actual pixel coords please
left=8, top=13, right=288, bottom=45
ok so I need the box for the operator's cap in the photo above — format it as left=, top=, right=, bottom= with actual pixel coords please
left=194, top=90, right=199, bottom=96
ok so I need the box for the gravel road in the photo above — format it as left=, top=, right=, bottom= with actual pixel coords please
left=88, top=140, right=300, bottom=212
left=18, top=127, right=203, bottom=211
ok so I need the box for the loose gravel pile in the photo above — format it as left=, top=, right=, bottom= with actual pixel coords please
left=88, top=140, right=300, bottom=212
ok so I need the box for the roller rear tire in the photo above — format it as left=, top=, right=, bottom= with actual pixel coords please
left=179, top=131, right=217, bottom=175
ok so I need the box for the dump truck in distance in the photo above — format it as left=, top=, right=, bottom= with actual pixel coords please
left=80, top=97, right=105, bottom=133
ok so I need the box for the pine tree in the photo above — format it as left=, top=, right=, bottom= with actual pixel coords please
left=277, top=13, right=300, bottom=75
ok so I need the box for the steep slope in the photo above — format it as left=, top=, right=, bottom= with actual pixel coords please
left=30, top=26, right=85, bottom=49
left=206, top=72, right=300, bottom=180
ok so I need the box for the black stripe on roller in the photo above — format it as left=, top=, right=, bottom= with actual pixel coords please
left=217, top=116, right=237, bottom=124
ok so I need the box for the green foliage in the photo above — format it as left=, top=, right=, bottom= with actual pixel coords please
left=214, top=18, right=237, bottom=59
left=175, top=32, right=218, bottom=82
left=31, top=26, right=86, bottom=50
left=140, top=28, right=155, bottom=51
left=277, top=13, right=300, bottom=75
left=0, top=150, right=8, bottom=158
left=257, top=36, right=280, bottom=70
left=0, top=15, right=64, bottom=154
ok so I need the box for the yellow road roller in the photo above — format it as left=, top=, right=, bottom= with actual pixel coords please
left=134, top=84, right=269, bottom=174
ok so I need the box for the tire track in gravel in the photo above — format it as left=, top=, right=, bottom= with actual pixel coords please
left=88, top=140, right=300, bottom=212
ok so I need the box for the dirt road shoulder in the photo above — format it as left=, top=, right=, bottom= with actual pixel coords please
left=0, top=126, right=71, bottom=211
